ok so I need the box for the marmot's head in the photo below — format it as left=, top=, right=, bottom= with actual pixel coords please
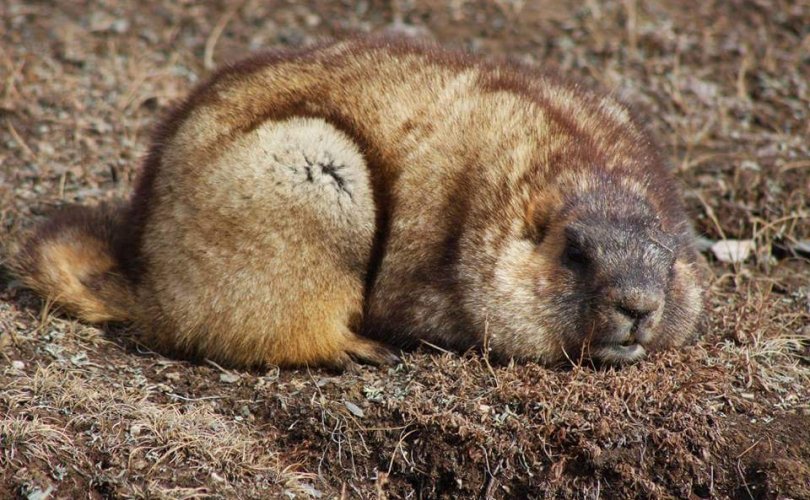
left=469, top=169, right=705, bottom=365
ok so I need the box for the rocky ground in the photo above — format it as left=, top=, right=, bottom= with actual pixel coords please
left=1, top=1, right=808, bottom=498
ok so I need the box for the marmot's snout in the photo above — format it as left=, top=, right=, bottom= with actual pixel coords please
left=592, top=285, right=666, bottom=363
left=609, top=286, right=665, bottom=339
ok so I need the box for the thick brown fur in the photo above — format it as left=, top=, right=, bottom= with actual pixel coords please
left=12, top=37, right=706, bottom=368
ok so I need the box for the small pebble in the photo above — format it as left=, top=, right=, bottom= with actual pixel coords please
left=344, top=401, right=364, bottom=418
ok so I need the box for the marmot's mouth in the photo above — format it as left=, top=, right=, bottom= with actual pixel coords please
left=591, top=343, right=646, bottom=364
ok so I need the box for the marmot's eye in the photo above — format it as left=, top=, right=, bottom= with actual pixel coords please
left=564, top=241, right=589, bottom=267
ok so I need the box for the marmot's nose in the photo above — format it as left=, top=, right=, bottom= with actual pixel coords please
left=613, top=288, right=663, bottom=320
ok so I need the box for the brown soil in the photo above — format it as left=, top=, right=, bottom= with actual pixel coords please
left=1, top=1, right=808, bottom=498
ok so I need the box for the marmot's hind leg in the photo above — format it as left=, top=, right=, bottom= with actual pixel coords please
left=322, top=331, right=402, bottom=371
left=137, top=117, right=396, bottom=368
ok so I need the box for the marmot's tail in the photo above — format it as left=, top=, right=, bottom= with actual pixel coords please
left=10, top=203, right=134, bottom=323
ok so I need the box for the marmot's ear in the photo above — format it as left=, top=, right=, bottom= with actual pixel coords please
left=522, top=192, right=561, bottom=244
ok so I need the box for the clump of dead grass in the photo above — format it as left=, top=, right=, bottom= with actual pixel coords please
left=0, top=415, right=80, bottom=470
left=1, top=362, right=315, bottom=497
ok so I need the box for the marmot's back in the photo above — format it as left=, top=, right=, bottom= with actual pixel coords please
left=13, top=38, right=706, bottom=368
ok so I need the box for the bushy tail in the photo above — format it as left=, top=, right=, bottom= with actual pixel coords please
left=9, top=203, right=134, bottom=323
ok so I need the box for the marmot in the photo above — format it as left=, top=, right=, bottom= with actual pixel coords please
left=11, top=38, right=706, bottom=369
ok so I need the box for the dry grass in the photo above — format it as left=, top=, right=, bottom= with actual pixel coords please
left=1, top=0, right=809, bottom=497
left=2, top=356, right=315, bottom=498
